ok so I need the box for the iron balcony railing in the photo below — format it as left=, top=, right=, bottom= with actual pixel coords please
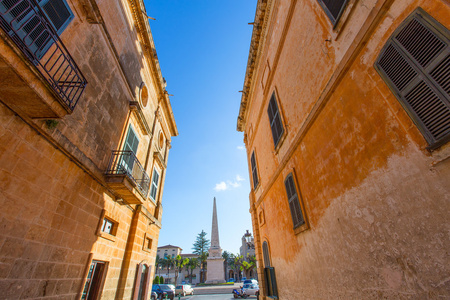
left=0, top=0, right=87, bottom=111
left=106, top=150, right=150, bottom=198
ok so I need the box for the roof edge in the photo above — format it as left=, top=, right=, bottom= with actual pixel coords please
left=237, top=0, right=272, bottom=132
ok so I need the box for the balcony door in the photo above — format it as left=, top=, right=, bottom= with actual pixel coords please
left=0, top=0, right=73, bottom=60
left=121, top=126, right=139, bottom=175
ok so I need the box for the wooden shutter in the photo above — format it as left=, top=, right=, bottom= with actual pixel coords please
left=38, top=0, right=73, bottom=34
left=251, top=151, right=259, bottom=189
left=317, top=0, right=349, bottom=26
left=0, top=0, right=73, bottom=60
left=150, top=169, right=159, bottom=200
left=267, top=93, right=284, bottom=147
left=284, top=174, right=305, bottom=228
left=375, top=8, right=450, bottom=149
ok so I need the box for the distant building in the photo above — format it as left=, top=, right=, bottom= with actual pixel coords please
left=0, top=0, right=177, bottom=299
left=239, top=230, right=256, bottom=259
left=156, top=245, right=201, bottom=285
left=157, top=244, right=183, bottom=258
left=238, top=0, right=450, bottom=299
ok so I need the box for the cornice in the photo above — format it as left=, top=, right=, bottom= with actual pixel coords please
left=237, top=0, right=273, bottom=132
left=128, top=0, right=178, bottom=137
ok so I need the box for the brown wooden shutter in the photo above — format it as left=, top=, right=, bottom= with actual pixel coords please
left=251, top=151, right=259, bottom=189
left=284, top=174, right=305, bottom=228
left=375, top=8, right=450, bottom=149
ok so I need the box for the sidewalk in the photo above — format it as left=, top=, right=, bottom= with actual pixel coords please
left=193, top=283, right=241, bottom=295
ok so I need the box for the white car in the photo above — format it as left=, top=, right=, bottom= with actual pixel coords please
left=242, top=283, right=259, bottom=296
left=175, top=284, right=194, bottom=296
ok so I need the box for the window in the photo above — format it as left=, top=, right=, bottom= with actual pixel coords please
left=0, top=0, right=74, bottom=59
left=317, top=0, right=349, bottom=26
left=284, top=173, right=305, bottom=229
left=262, top=241, right=278, bottom=297
left=250, top=151, right=259, bottom=189
left=145, top=237, right=152, bottom=250
left=150, top=168, right=160, bottom=200
left=101, top=218, right=115, bottom=235
left=121, top=126, right=139, bottom=173
left=82, top=260, right=107, bottom=300
left=267, top=92, right=284, bottom=148
left=375, top=8, right=450, bottom=149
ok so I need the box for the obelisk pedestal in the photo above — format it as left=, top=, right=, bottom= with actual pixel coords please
left=205, top=197, right=225, bottom=284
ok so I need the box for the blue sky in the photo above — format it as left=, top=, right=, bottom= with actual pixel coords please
left=144, top=1, right=258, bottom=255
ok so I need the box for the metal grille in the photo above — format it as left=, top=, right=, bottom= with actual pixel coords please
left=106, top=150, right=150, bottom=198
left=375, top=8, right=450, bottom=149
left=0, top=0, right=86, bottom=111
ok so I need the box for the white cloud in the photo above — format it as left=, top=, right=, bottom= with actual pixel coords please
left=237, top=145, right=245, bottom=150
left=214, top=182, right=228, bottom=191
left=214, top=175, right=245, bottom=191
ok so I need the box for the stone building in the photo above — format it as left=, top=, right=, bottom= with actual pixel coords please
left=239, top=230, right=255, bottom=260
left=156, top=245, right=201, bottom=285
left=237, top=0, right=449, bottom=299
left=0, top=0, right=177, bottom=299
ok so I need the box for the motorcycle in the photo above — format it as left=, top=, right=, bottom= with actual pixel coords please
left=232, top=288, right=249, bottom=299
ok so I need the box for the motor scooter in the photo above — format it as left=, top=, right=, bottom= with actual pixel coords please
left=232, top=287, right=249, bottom=299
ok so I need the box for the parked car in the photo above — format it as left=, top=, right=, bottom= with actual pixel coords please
left=175, top=284, right=194, bottom=296
left=243, top=279, right=258, bottom=285
left=242, top=283, right=259, bottom=296
left=227, top=278, right=235, bottom=283
left=167, top=284, right=176, bottom=292
left=152, top=284, right=175, bottom=300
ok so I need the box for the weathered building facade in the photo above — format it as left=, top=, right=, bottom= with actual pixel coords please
left=237, top=0, right=449, bottom=299
left=0, top=0, right=177, bottom=299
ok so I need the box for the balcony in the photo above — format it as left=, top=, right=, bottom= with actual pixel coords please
left=0, top=0, right=86, bottom=118
left=105, top=151, right=150, bottom=205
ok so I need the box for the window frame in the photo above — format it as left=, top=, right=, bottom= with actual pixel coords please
left=250, top=151, right=259, bottom=190
left=374, top=8, right=450, bottom=150
left=267, top=92, right=285, bottom=149
left=316, top=0, right=349, bottom=27
left=149, top=167, right=160, bottom=201
left=284, top=172, right=309, bottom=235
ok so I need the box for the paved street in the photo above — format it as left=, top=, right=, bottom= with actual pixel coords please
left=175, top=295, right=257, bottom=300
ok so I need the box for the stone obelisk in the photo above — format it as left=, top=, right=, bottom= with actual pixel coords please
left=205, top=197, right=225, bottom=283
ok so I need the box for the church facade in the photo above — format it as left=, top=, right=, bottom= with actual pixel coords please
left=238, top=0, right=450, bottom=299
left=0, top=0, right=177, bottom=298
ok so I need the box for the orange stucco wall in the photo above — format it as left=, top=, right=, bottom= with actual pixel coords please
left=243, top=0, right=450, bottom=299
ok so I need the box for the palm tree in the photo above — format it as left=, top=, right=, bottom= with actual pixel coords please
left=164, top=256, right=174, bottom=283
left=186, top=257, right=199, bottom=284
left=233, top=254, right=243, bottom=282
left=173, top=255, right=189, bottom=285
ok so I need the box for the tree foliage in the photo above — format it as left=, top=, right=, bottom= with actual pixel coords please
left=192, top=230, right=210, bottom=256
